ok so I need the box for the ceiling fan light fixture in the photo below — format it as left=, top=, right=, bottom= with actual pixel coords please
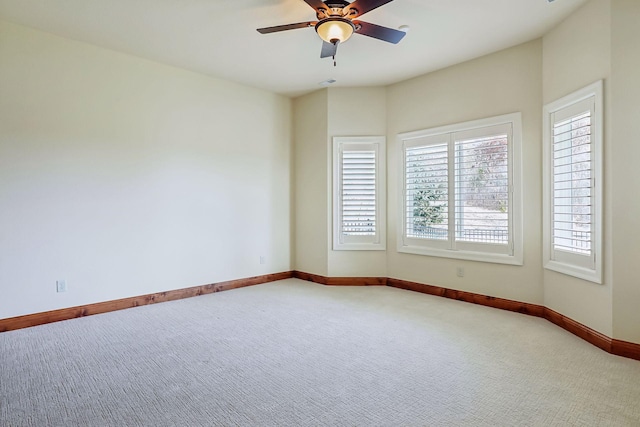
left=315, top=18, right=355, bottom=44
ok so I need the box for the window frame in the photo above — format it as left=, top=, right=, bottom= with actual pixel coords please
left=332, top=136, right=386, bottom=251
left=397, top=113, right=523, bottom=265
left=543, top=80, right=603, bottom=284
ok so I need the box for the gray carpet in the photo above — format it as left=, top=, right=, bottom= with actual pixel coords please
left=1, top=278, right=639, bottom=426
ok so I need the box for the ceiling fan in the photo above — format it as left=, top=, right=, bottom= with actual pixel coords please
left=257, top=0, right=406, bottom=64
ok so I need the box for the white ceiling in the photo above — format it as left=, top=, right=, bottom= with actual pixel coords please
left=0, top=0, right=588, bottom=97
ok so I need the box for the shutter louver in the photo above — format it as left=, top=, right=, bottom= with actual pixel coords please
left=552, top=111, right=592, bottom=255
left=405, top=143, right=449, bottom=240
left=454, top=134, right=509, bottom=244
left=342, top=150, right=376, bottom=236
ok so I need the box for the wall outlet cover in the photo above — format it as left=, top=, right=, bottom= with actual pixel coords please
left=56, top=280, right=67, bottom=293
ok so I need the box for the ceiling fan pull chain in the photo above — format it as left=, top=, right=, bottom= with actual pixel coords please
left=333, top=55, right=336, bottom=67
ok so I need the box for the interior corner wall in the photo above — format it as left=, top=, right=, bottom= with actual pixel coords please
left=385, top=40, right=544, bottom=305
left=541, top=0, right=613, bottom=337
left=0, top=20, right=292, bottom=319
left=293, top=89, right=329, bottom=276
left=611, top=0, right=640, bottom=344
left=327, top=87, right=388, bottom=277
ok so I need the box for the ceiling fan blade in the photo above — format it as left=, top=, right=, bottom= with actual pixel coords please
left=344, top=0, right=394, bottom=17
left=320, top=41, right=338, bottom=58
left=257, top=22, right=316, bottom=34
left=303, top=0, right=329, bottom=12
left=354, top=21, right=406, bottom=44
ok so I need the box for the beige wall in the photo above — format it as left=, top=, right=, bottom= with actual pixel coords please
left=611, top=0, right=640, bottom=343
left=293, top=90, right=329, bottom=276
left=327, top=87, right=388, bottom=277
left=542, top=0, right=613, bottom=336
left=386, top=40, right=544, bottom=305
left=292, top=87, right=388, bottom=277
left=0, top=21, right=292, bottom=318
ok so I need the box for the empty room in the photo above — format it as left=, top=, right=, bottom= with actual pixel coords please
left=1, top=0, right=639, bottom=425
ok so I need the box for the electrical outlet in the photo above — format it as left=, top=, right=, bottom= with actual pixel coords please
left=56, top=280, right=67, bottom=293
left=456, top=267, right=465, bottom=278
left=260, top=256, right=266, bottom=265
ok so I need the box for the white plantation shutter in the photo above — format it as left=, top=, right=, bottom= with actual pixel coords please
left=342, top=150, right=376, bottom=236
left=333, top=137, right=386, bottom=250
left=405, top=142, right=449, bottom=240
left=552, top=108, right=592, bottom=256
left=543, top=81, right=602, bottom=283
left=454, top=127, right=511, bottom=248
left=398, top=113, right=522, bottom=265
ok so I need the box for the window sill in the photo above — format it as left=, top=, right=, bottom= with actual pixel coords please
left=397, top=244, right=523, bottom=266
left=333, top=243, right=386, bottom=251
left=544, top=260, right=602, bottom=284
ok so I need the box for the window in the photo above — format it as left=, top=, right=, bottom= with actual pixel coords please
left=398, top=113, right=522, bottom=264
left=543, top=81, right=603, bottom=283
left=333, top=136, right=386, bottom=250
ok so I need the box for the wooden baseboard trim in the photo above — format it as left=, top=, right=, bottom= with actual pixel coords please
left=542, top=307, right=612, bottom=353
left=4, top=269, right=639, bottom=362
left=387, top=277, right=545, bottom=317
left=292, top=271, right=328, bottom=285
left=611, top=339, right=640, bottom=361
left=292, top=271, right=386, bottom=286
left=0, top=271, right=293, bottom=333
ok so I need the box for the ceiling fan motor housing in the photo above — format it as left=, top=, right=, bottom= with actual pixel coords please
left=317, top=0, right=357, bottom=19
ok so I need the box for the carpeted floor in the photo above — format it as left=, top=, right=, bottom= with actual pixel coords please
left=1, top=278, right=639, bottom=426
